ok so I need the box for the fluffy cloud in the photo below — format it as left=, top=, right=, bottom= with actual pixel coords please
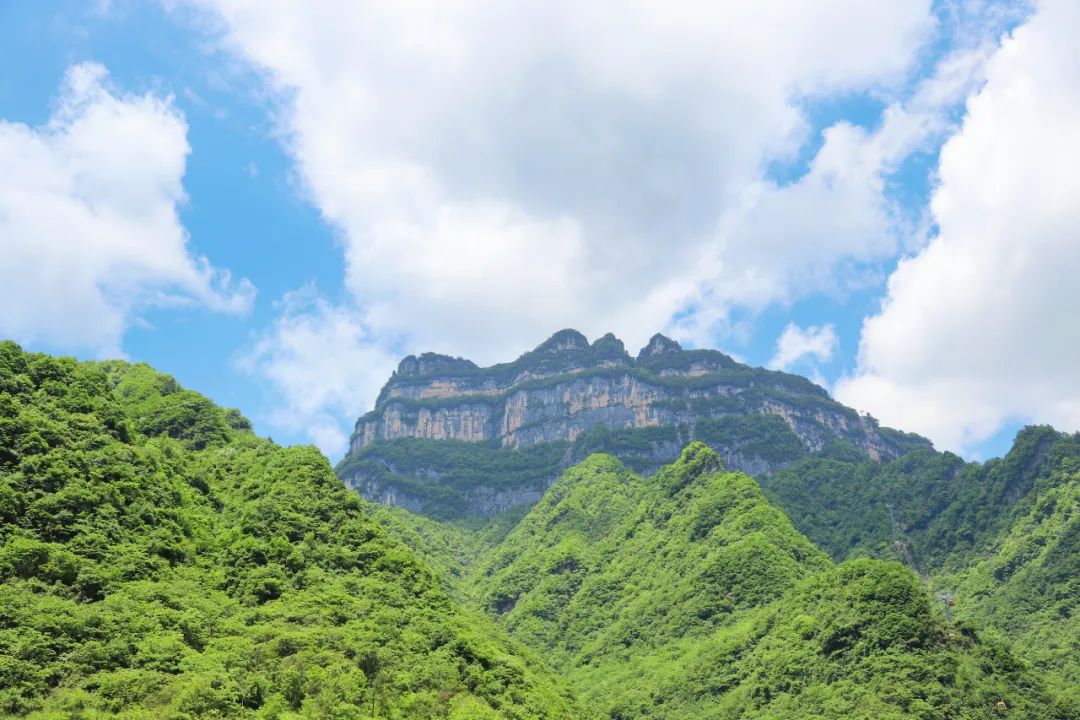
left=188, top=0, right=939, bottom=353
left=769, top=324, right=838, bottom=372
left=184, top=1, right=1021, bottom=446
left=0, top=63, right=253, bottom=356
left=238, top=288, right=397, bottom=456
left=837, top=0, right=1080, bottom=453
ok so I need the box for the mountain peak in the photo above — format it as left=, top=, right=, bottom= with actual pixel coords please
left=534, top=328, right=590, bottom=353
left=657, top=441, right=725, bottom=493
left=590, top=332, right=631, bottom=361
left=638, top=333, right=682, bottom=358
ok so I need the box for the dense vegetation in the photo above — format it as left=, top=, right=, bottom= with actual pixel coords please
left=737, top=425, right=1080, bottom=706
left=340, top=330, right=1080, bottom=715
left=758, top=425, right=1080, bottom=568
left=456, top=445, right=1075, bottom=719
left=358, top=442, right=1076, bottom=718
left=340, top=415, right=849, bottom=521
left=937, top=446, right=1080, bottom=707
left=0, top=342, right=574, bottom=718
left=4, top=340, right=1078, bottom=718
left=475, top=445, right=829, bottom=655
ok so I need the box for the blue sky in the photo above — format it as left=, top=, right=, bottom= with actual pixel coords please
left=4, top=0, right=1075, bottom=462
left=0, top=2, right=348, bottom=441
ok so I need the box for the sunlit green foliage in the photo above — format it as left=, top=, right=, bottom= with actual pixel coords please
left=0, top=341, right=574, bottom=719
left=4, top=338, right=1078, bottom=718
left=652, top=559, right=1073, bottom=720
left=366, top=504, right=526, bottom=599
left=753, top=426, right=1080, bottom=706
left=759, top=426, right=1080, bottom=566
left=939, top=456, right=1080, bottom=706
left=476, top=446, right=828, bottom=655
left=454, top=444, right=1074, bottom=718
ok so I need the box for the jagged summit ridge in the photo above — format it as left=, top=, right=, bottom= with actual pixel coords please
left=340, top=329, right=932, bottom=516
left=352, top=328, right=923, bottom=458
left=389, top=329, right=672, bottom=385
left=379, top=329, right=733, bottom=393
left=357, top=329, right=864, bottom=454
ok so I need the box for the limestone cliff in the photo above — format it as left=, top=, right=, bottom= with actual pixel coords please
left=337, top=329, right=930, bottom=517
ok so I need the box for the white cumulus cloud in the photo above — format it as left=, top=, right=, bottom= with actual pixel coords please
left=179, top=0, right=1021, bottom=447
left=768, top=324, right=839, bottom=372
left=237, top=287, right=398, bottom=457
left=186, top=0, right=936, bottom=352
left=836, top=0, right=1080, bottom=454
left=0, top=62, right=254, bottom=357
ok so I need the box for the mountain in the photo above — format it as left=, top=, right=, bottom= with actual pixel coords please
left=456, top=445, right=1074, bottom=719
left=337, top=329, right=929, bottom=518
left=935, top=432, right=1080, bottom=707
left=471, top=445, right=829, bottom=686
left=332, top=327, right=1080, bottom=713
left=707, top=421, right=1080, bottom=706
left=3, top=341, right=1078, bottom=718
left=0, top=342, right=574, bottom=718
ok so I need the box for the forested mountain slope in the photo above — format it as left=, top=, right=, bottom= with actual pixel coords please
left=0, top=342, right=574, bottom=719
left=457, top=445, right=1076, bottom=719
left=474, top=445, right=829, bottom=662
left=339, top=328, right=1080, bottom=710
left=756, top=423, right=1080, bottom=703
left=938, top=450, right=1080, bottom=707
left=3, top=340, right=1077, bottom=719
left=759, top=425, right=1080, bottom=565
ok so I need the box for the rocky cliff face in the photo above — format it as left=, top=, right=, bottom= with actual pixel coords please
left=338, top=329, right=931, bottom=517
left=357, top=475, right=546, bottom=517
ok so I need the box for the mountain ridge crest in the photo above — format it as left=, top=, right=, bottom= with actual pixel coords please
left=341, top=329, right=931, bottom=518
